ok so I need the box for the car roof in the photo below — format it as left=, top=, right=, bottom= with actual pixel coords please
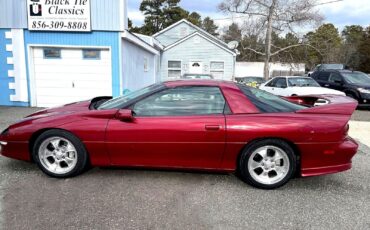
left=320, top=69, right=361, bottom=74
left=183, top=73, right=212, bottom=76
left=272, top=76, right=309, bottom=79
left=164, top=79, right=235, bottom=87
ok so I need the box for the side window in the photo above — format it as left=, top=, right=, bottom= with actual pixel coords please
left=275, top=78, right=287, bottom=88
left=82, top=49, right=101, bottom=59
left=329, top=73, right=343, bottom=83
left=44, top=48, right=61, bottom=59
left=238, top=84, right=306, bottom=113
left=266, top=78, right=278, bottom=87
left=317, top=72, right=330, bottom=81
left=133, top=87, right=226, bottom=116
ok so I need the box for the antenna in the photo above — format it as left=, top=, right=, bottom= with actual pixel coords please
left=227, top=41, right=239, bottom=50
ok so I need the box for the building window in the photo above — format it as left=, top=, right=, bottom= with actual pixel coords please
left=144, top=57, right=149, bottom=72
left=43, top=48, right=61, bottom=59
left=210, top=61, right=224, bottom=79
left=83, top=49, right=101, bottom=59
left=168, top=61, right=181, bottom=79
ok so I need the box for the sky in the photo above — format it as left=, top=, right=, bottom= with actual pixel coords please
left=127, top=0, right=370, bottom=32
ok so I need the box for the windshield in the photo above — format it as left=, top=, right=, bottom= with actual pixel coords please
left=321, top=64, right=344, bottom=70
left=238, top=84, right=306, bottom=113
left=342, top=72, right=370, bottom=84
left=98, top=83, right=164, bottom=110
left=288, top=78, right=320, bottom=87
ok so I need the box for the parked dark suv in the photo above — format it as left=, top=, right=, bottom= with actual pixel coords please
left=311, top=70, right=370, bottom=105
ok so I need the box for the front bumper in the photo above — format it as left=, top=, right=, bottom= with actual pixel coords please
left=300, top=137, right=358, bottom=177
left=0, top=136, right=30, bottom=161
left=0, top=141, right=7, bottom=154
left=359, top=93, right=370, bottom=104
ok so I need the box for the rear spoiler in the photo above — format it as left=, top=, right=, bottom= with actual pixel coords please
left=286, top=95, right=358, bottom=115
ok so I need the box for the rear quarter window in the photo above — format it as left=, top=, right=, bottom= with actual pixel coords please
left=237, top=84, right=306, bottom=113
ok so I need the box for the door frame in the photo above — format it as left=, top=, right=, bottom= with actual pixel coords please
left=27, top=44, right=111, bottom=107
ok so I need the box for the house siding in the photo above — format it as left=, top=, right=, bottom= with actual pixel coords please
left=0, top=0, right=126, bottom=31
left=160, top=34, right=235, bottom=81
left=154, top=22, right=197, bottom=47
left=122, top=40, right=158, bottom=94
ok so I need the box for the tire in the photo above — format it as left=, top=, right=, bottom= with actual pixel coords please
left=346, top=92, right=358, bottom=101
left=32, top=129, right=88, bottom=178
left=238, top=139, right=297, bottom=189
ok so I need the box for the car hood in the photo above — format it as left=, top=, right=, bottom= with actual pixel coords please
left=26, top=96, right=113, bottom=118
left=292, top=87, right=345, bottom=96
left=347, top=83, right=370, bottom=89
left=27, top=101, right=91, bottom=118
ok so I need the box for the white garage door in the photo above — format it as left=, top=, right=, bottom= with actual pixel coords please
left=31, top=47, right=112, bottom=108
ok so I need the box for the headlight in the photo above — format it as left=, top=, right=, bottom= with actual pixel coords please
left=358, top=88, right=370, bottom=94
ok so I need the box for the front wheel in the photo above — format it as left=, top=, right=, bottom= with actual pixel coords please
left=33, top=130, right=89, bottom=178
left=238, top=139, right=297, bottom=189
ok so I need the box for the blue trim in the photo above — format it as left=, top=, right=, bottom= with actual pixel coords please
left=118, top=33, right=123, bottom=95
left=0, top=29, right=26, bottom=106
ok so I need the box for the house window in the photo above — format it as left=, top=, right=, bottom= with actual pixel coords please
left=144, top=57, right=149, bottom=72
left=83, top=49, right=101, bottom=59
left=43, top=48, right=61, bottom=59
left=168, top=61, right=181, bottom=79
left=210, top=61, right=224, bottom=79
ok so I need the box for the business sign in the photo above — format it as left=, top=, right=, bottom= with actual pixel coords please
left=27, top=0, right=91, bottom=32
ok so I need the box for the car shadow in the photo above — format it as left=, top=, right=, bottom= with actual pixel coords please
left=0, top=155, right=354, bottom=192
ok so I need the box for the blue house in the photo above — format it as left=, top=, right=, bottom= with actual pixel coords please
left=0, top=0, right=160, bottom=107
left=0, top=2, right=236, bottom=108
left=153, top=19, right=237, bottom=81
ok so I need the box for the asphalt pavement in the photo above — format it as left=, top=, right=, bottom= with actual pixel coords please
left=0, top=107, right=369, bottom=230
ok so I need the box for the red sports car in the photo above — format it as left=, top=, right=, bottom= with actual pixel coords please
left=0, top=80, right=358, bottom=189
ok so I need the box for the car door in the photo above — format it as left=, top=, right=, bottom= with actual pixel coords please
left=271, top=78, right=288, bottom=96
left=314, top=72, right=331, bottom=87
left=106, top=86, right=226, bottom=169
left=261, top=78, right=278, bottom=94
left=328, top=73, right=345, bottom=91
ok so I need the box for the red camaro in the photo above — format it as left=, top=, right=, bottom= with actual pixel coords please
left=0, top=80, right=359, bottom=189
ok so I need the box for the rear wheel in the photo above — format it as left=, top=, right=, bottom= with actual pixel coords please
left=346, top=92, right=358, bottom=101
left=33, top=130, right=88, bottom=178
left=238, top=139, right=297, bottom=189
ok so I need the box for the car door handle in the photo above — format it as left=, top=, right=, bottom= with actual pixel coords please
left=205, top=125, right=220, bottom=131
left=324, top=84, right=329, bottom=87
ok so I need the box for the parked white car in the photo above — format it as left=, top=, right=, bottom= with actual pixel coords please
left=260, top=76, right=346, bottom=97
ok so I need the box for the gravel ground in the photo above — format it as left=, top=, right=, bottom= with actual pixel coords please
left=351, top=108, right=370, bottom=122
left=0, top=107, right=369, bottom=230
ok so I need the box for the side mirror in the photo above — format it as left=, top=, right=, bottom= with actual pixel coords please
left=116, top=109, right=134, bottom=122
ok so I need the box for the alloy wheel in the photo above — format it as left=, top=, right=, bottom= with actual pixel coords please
left=247, top=145, right=290, bottom=185
left=38, top=137, right=78, bottom=175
